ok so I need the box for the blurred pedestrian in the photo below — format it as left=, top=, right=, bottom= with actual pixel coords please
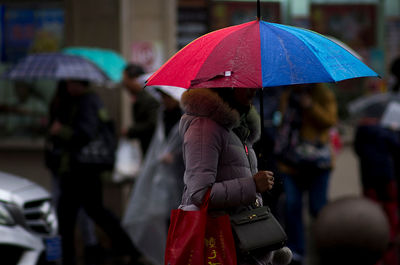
left=178, top=87, right=278, bottom=264
left=48, top=80, right=144, bottom=265
left=123, top=85, right=185, bottom=265
left=390, top=56, right=400, bottom=92
left=359, top=55, right=400, bottom=265
left=389, top=56, right=400, bottom=196
left=274, top=83, right=338, bottom=265
left=354, top=117, right=400, bottom=265
left=122, top=63, right=160, bottom=156
left=44, top=80, right=101, bottom=264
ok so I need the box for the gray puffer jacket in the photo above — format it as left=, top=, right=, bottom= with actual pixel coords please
left=179, top=88, right=262, bottom=211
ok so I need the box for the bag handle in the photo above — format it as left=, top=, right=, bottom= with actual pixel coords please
left=200, top=188, right=212, bottom=211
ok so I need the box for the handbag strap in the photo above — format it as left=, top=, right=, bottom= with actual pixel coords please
left=200, top=188, right=212, bottom=211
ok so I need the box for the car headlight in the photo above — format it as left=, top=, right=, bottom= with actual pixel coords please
left=0, top=202, right=15, bottom=226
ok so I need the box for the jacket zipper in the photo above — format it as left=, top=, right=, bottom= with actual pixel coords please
left=241, top=128, right=252, bottom=167
left=243, top=141, right=252, bottom=168
left=243, top=140, right=261, bottom=207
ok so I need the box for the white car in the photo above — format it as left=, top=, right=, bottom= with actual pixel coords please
left=0, top=171, right=61, bottom=265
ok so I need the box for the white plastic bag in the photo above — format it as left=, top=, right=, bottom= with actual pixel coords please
left=112, top=138, right=142, bottom=183
left=381, top=101, right=400, bottom=130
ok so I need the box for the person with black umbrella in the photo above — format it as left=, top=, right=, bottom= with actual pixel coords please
left=48, top=80, right=145, bottom=265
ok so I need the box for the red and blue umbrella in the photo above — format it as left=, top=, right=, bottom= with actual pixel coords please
left=146, top=20, right=378, bottom=89
left=146, top=17, right=379, bottom=169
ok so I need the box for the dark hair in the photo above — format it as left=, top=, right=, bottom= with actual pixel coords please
left=391, top=57, right=400, bottom=78
left=124, top=63, right=145, bottom=78
left=212, top=87, right=235, bottom=107
left=212, top=87, right=253, bottom=114
left=74, top=80, right=90, bottom=87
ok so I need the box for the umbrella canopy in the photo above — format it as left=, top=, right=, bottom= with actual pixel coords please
left=137, top=72, right=186, bottom=102
left=348, top=92, right=400, bottom=121
left=154, top=85, right=186, bottom=102
left=62, top=47, right=127, bottom=82
left=348, top=91, right=400, bottom=130
left=146, top=20, right=378, bottom=89
left=3, top=53, right=109, bottom=83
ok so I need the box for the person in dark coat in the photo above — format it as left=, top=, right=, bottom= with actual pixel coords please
left=49, top=80, right=144, bottom=265
left=390, top=57, right=400, bottom=93
left=122, top=64, right=160, bottom=155
left=354, top=117, right=400, bottom=265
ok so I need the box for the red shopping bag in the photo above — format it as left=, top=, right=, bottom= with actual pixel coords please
left=164, top=190, right=237, bottom=265
left=204, top=214, right=237, bottom=265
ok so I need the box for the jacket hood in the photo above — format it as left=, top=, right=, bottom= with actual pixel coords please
left=180, top=88, right=261, bottom=144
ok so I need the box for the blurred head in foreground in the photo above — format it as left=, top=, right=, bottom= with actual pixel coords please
left=314, top=196, right=390, bottom=265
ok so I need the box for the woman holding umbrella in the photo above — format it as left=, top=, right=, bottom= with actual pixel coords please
left=178, top=86, right=278, bottom=264
left=145, top=9, right=378, bottom=265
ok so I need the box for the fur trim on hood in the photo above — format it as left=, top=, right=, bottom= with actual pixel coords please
left=180, top=88, right=261, bottom=144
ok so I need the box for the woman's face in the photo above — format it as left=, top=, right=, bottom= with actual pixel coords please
left=123, top=72, right=143, bottom=95
left=233, top=88, right=257, bottom=107
left=66, top=80, right=86, bottom=96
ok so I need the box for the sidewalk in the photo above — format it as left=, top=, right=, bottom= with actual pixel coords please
left=329, top=142, right=362, bottom=200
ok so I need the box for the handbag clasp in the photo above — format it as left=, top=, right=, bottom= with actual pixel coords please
left=249, top=214, right=257, bottom=220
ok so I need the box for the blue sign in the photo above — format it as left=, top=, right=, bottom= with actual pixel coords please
left=1, top=6, right=64, bottom=63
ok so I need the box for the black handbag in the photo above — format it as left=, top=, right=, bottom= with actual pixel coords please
left=274, top=92, right=332, bottom=174
left=291, top=140, right=332, bottom=170
left=230, top=206, right=287, bottom=252
left=74, top=120, right=117, bottom=170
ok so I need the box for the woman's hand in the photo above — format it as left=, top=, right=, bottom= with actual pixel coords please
left=160, top=152, right=174, bottom=164
left=253, top=171, right=274, bottom=193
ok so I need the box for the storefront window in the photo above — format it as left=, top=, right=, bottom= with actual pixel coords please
left=177, top=1, right=281, bottom=49
left=178, top=0, right=210, bottom=49
left=1, top=4, right=64, bottom=63
left=210, top=1, right=281, bottom=30
left=0, top=4, right=63, bottom=144
left=0, top=64, right=57, bottom=140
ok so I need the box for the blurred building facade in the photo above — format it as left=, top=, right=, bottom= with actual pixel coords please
left=0, top=0, right=399, bottom=213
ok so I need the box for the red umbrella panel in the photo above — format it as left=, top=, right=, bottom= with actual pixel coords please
left=148, top=21, right=262, bottom=89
